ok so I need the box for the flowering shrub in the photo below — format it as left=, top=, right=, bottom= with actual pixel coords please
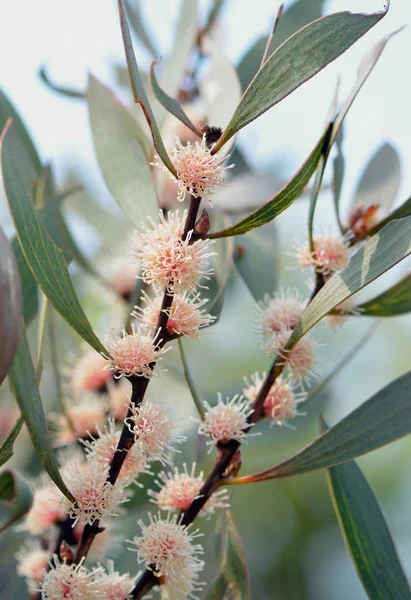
left=0, top=2, right=410, bottom=599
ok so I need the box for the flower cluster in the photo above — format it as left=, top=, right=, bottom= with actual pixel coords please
left=38, top=556, right=132, bottom=600
left=133, top=290, right=215, bottom=339
left=294, top=233, right=351, bottom=275
left=149, top=463, right=229, bottom=516
left=255, top=287, right=319, bottom=385
left=198, top=394, right=254, bottom=447
left=154, top=135, right=232, bottom=203
left=243, top=372, right=307, bottom=427
left=104, top=326, right=169, bottom=379
left=130, top=513, right=204, bottom=597
left=126, top=399, right=185, bottom=464
left=134, top=211, right=215, bottom=293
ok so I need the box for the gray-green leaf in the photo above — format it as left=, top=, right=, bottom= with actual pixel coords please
left=9, top=329, right=74, bottom=501
left=87, top=74, right=158, bottom=229
left=1, top=122, right=107, bottom=355
left=213, top=6, right=388, bottom=152
left=324, top=417, right=411, bottom=600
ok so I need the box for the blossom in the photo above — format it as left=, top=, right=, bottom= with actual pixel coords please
left=130, top=513, right=204, bottom=582
left=60, top=461, right=128, bottom=526
left=126, top=400, right=185, bottom=463
left=94, top=561, right=133, bottom=600
left=104, top=327, right=168, bottom=379
left=82, top=419, right=149, bottom=486
left=198, top=394, right=254, bottom=446
left=295, top=234, right=351, bottom=274
left=15, top=540, right=50, bottom=592
left=267, top=329, right=320, bottom=385
left=40, top=556, right=102, bottom=600
left=254, top=288, right=305, bottom=338
left=134, top=211, right=214, bottom=292
left=243, top=372, right=307, bottom=427
left=50, top=393, right=108, bottom=445
left=133, top=291, right=215, bottom=338
left=153, top=135, right=232, bottom=202
left=149, top=464, right=229, bottom=516
left=24, top=485, right=66, bottom=535
left=348, top=203, right=383, bottom=237
left=65, top=349, right=111, bottom=396
left=160, top=566, right=205, bottom=600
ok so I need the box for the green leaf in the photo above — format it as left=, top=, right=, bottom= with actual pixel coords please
left=117, top=0, right=177, bottom=178
left=158, top=0, right=198, bottom=101
left=286, top=217, right=411, bottom=350
left=0, top=89, right=41, bottom=174
left=0, top=417, right=23, bottom=467
left=1, top=122, right=107, bottom=355
left=149, top=61, right=200, bottom=136
left=200, top=35, right=242, bottom=133
left=230, top=371, right=411, bottom=485
left=205, top=511, right=250, bottom=600
left=87, top=74, right=158, bottom=229
left=39, top=66, right=85, bottom=99
left=332, top=28, right=403, bottom=151
left=0, top=470, right=32, bottom=533
left=237, top=0, right=326, bottom=91
left=365, top=197, right=411, bottom=238
left=124, top=0, right=159, bottom=58
left=324, top=417, right=411, bottom=600
left=213, top=6, right=388, bottom=152
left=206, top=213, right=235, bottom=320
left=333, top=126, right=345, bottom=233
left=9, top=328, right=74, bottom=501
left=235, top=222, right=277, bottom=301
left=351, top=142, right=401, bottom=213
left=12, top=188, right=81, bottom=326
left=209, top=126, right=331, bottom=238
left=358, top=274, right=411, bottom=317
left=0, top=226, right=22, bottom=386
left=178, top=339, right=205, bottom=420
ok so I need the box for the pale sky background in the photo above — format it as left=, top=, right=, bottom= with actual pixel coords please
left=0, top=0, right=410, bottom=224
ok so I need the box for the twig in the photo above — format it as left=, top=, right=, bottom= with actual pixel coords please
left=260, top=4, right=284, bottom=67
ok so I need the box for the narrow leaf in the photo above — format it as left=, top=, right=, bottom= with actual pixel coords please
left=213, top=6, right=388, bottom=152
left=9, top=329, right=74, bottom=501
left=117, top=0, right=177, bottom=177
left=229, top=371, right=411, bottom=485
left=358, top=273, right=411, bottom=317
left=39, top=66, right=85, bottom=99
left=159, top=0, right=198, bottom=101
left=209, top=126, right=330, bottom=238
left=286, top=217, right=411, bottom=350
left=1, top=122, right=107, bottom=355
left=0, top=89, right=41, bottom=174
left=0, top=226, right=22, bottom=386
left=324, top=417, right=411, bottom=600
left=124, top=0, right=159, bottom=58
left=237, top=0, right=326, bottom=91
left=87, top=75, right=158, bottom=228
left=332, top=27, right=404, bottom=149
left=149, top=61, right=200, bottom=136
left=351, top=143, right=401, bottom=213
left=0, top=470, right=33, bottom=533
left=206, top=511, right=250, bottom=600
left=178, top=339, right=205, bottom=420
left=205, top=213, right=235, bottom=320
left=0, top=417, right=23, bottom=467
left=235, top=222, right=277, bottom=301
